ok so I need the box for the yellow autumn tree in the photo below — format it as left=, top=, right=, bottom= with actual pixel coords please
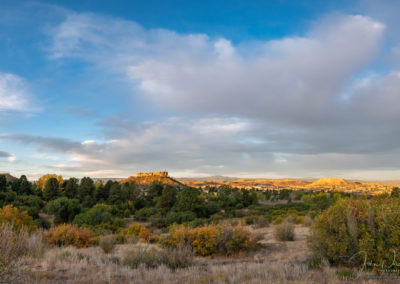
left=36, top=174, right=64, bottom=190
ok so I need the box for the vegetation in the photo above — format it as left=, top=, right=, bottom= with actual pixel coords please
left=1, top=173, right=400, bottom=282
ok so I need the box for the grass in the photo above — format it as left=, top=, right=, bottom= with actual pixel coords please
left=274, top=222, right=295, bottom=241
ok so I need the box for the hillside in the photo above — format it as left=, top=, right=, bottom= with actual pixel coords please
left=121, top=173, right=182, bottom=187
left=308, top=178, right=356, bottom=188
left=0, top=173, right=17, bottom=183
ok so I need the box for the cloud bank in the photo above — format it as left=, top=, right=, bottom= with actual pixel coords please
left=5, top=9, right=400, bottom=179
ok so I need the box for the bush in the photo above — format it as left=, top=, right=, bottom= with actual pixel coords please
left=0, top=224, right=45, bottom=282
left=308, top=197, right=400, bottom=271
left=44, top=197, right=81, bottom=224
left=46, top=224, right=93, bottom=248
left=245, top=215, right=269, bottom=228
left=163, top=224, right=258, bottom=256
left=99, top=235, right=115, bottom=253
left=122, top=247, right=194, bottom=270
left=73, top=204, right=125, bottom=233
left=0, top=205, right=36, bottom=232
left=134, top=207, right=159, bottom=221
left=274, top=222, right=295, bottom=241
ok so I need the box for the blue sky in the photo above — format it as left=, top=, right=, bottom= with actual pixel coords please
left=1, top=0, right=400, bottom=180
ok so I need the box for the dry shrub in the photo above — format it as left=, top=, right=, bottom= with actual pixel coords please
left=302, top=215, right=313, bottom=227
left=120, top=224, right=158, bottom=243
left=245, top=215, right=269, bottom=228
left=122, top=246, right=194, bottom=270
left=0, top=223, right=45, bottom=282
left=99, top=235, right=115, bottom=254
left=46, top=224, right=93, bottom=248
left=0, top=205, right=36, bottom=232
left=163, top=224, right=258, bottom=256
left=274, top=222, right=295, bottom=241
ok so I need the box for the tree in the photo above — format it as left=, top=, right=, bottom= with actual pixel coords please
left=0, top=175, right=6, bottom=192
left=64, top=178, right=79, bottom=199
left=391, top=187, right=400, bottom=198
left=37, top=174, right=63, bottom=190
left=45, top=197, right=81, bottom=224
left=146, top=182, right=163, bottom=203
left=176, top=187, right=204, bottom=213
left=18, top=175, right=33, bottom=195
left=159, top=185, right=177, bottom=210
left=78, top=177, right=95, bottom=206
left=108, top=183, right=122, bottom=204
left=43, top=178, right=59, bottom=201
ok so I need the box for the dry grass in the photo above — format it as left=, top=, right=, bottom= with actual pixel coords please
left=274, top=222, right=295, bottom=241
left=8, top=224, right=399, bottom=284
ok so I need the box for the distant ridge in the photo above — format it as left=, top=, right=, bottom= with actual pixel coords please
left=121, top=171, right=182, bottom=187
left=308, top=178, right=355, bottom=187
left=0, top=173, right=17, bottom=182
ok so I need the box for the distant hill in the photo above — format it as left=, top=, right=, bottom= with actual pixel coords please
left=121, top=172, right=182, bottom=187
left=179, top=175, right=238, bottom=181
left=0, top=173, right=17, bottom=183
left=308, top=178, right=355, bottom=188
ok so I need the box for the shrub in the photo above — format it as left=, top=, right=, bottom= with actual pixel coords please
left=0, top=205, right=36, bottom=232
left=163, top=224, right=258, bottom=256
left=0, top=224, right=45, bottom=282
left=274, top=222, right=295, bottom=241
left=99, top=235, right=115, bottom=254
left=190, top=226, right=219, bottom=256
left=122, top=247, right=194, bottom=270
left=73, top=204, right=125, bottom=233
left=134, top=207, right=159, bottom=221
left=245, top=215, right=269, bottom=228
left=46, top=224, right=93, bottom=248
left=308, top=197, right=400, bottom=271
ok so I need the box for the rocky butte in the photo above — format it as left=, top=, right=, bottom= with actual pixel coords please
left=121, top=171, right=182, bottom=187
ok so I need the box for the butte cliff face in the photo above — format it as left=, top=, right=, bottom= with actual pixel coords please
left=121, top=171, right=182, bottom=187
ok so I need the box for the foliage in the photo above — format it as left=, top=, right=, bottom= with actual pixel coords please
left=64, top=178, right=79, bottom=199
left=37, top=174, right=63, bottom=190
left=308, top=197, right=400, bottom=271
left=122, top=246, right=194, bottom=270
left=73, top=204, right=125, bottom=233
left=274, top=222, right=295, bottom=241
left=78, top=177, right=95, bottom=206
left=163, top=224, right=257, bottom=256
left=46, top=224, right=93, bottom=248
left=99, top=235, right=115, bottom=253
left=159, top=185, right=177, bottom=210
left=43, top=177, right=60, bottom=201
left=0, top=175, right=6, bottom=192
left=45, top=197, right=81, bottom=224
left=0, top=205, right=36, bottom=232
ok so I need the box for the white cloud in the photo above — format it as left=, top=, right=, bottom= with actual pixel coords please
left=23, top=10, right=400, bottom=179
left=0, top=72, right=33, bottom=112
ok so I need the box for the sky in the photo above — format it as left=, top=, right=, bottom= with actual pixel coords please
left=1, top=0, right=400, bottom=180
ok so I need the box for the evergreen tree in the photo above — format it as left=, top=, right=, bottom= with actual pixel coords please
left=43, top=177, right=59, bottom=201
left=159, top=185, right=177, bottom=210
left=64, top=178, right=79, bottom=199
left=0, top=175, right=7, bottom=192
left=45, top=197, right=81, bottom=224
left=78, top=177, right=95, bottom=204
left=18, top=175, right=33, bottom=195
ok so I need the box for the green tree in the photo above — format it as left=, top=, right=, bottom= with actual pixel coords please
left=78, top=177, right=95, bottom=206
left=391, top=187, right=400, bottom=198
left=45, top=197, right=81, bottom=224
left=176, top=187, right=204, bottom=214
left=43, top=177, right=59, bottom=201
left=108, top=183, right=122, bottom=204
left=146, top=182, right=163, bottom=203
left=64, top=178, right=79, bottom=199
left=159, top=185, right=177, bottom=210
left=18, top=175, right=33, bottom=195
left=0, top=175, right=7, bottom=192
